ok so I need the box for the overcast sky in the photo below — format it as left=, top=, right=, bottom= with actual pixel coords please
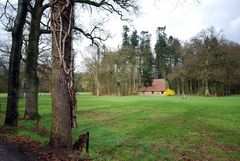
left=102, top=0, right=240, bottom=49
left=73, top=0, right=240, bottom=70
left=1, top=0, right=239, bottom=70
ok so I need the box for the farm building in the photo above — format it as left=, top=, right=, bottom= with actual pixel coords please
left=138, top=79, right=166, bottom=95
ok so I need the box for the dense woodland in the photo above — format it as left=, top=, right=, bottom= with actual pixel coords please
left=0, top=0, right=240, bottom=152
left=80, top=26, right=240, bottom=96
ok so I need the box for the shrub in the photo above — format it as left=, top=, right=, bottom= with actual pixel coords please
left=163, top=89, right=175, bottom=96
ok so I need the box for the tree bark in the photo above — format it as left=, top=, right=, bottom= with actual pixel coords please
left=133, top=66, right=136, bottom=94
left=49, top=0, right=76, bottom=149
left=181, top=76, right=185, bottom=95
left=204, top=59, right=210, bottom=96
left=24, top=1, right=44, bottom=120
left=189, top=78, right=193, bottom=94
left=177, top=79, right=180, bottom=95
left=95, top=63, right=100, bottom=96
left=19, top=79, right=26, bottom=98
left=117, top=81, right=121, bottom=96
left=4, top=0, right=28, bottom=127
left=204, top=79, right=210, bottom=96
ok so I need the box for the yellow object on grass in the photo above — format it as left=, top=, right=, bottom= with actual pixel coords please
left=163, top=89, right=175, bottom=96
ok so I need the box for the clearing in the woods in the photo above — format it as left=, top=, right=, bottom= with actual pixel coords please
left=0, top=93, right=240, bottom=160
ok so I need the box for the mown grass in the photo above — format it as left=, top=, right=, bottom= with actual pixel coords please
left=0, top=93, right=240, bottom=160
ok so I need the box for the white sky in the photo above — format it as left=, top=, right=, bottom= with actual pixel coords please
left=102, top=0, right=240, bottom=48
left=1, top=0, right=240, bottom=71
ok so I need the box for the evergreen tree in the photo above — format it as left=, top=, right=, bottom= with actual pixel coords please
left=154, top=26, right=167, bottom=78
left=139, top=31, right=153, bottom=86
left=122, top=25, right=130, bottom=46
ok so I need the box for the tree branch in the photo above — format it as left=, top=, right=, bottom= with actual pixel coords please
left=27, top=1, right=33, bottom=13
left=40, top=29, right=51, bottom=35
left=75, top=0, right=138, bottom=20
left=73, top=26, right=110, bottom=47
left=40, top=3, right=51, bottom=16
left=75, top=0, right=105, bottom=7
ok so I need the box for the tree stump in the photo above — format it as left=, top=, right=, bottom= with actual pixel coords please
left=73, top=132, right=89, bottom=154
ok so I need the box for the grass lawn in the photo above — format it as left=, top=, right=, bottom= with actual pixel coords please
left=0, top=93, right=240, bottom=160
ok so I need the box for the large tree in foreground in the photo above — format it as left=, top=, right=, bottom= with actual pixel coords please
left=4, top=0, right=28, bottom=126
left=49, top=0, right=138, bottom=149
left=49, top=0, right=76, bottom=149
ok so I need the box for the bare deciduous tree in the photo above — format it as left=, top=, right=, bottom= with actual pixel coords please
left=4, top=0, right=28, bottom=126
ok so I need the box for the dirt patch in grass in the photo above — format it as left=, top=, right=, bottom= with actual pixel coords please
left=81, top=111, right=115, bottom=122
left=219, top=144, right=240, bottom=153
left=169, top=144, right=214, bottom=161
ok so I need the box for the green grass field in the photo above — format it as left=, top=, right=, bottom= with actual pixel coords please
left=0, top=93, right=240, bottom=160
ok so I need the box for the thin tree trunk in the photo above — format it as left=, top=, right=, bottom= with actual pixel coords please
left=204, top=60, right=210, bottom=96
left=185, top=79, right=189, bottom=94
left=96, top=81, right=100, bottom=96
left=128, top=76, right=131, bottom=95
left=95, top=64, right=100, bottom=96
left=107, top=82, right=110, bottom=95
left=177, top=79, right=180, bottom=95
left=4, top=0, right=28, bottom=127
left=24, top=1, right=43, bottom=119
left=49, top=0, right=76, bottom=149
left=189, top=78, right=193, bottom=94
left=181, top=77, right=185, bottom=95
left=133, top=67, right=136, bottom=94
left=117, top=81, right=121, bottom=96
left=205, top=79, right=210, bottom=96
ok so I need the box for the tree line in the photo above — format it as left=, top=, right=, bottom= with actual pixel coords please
left=81, top=26, right=240, bottom=96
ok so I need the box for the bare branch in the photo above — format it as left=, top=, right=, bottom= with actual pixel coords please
left=73, top=26, right=110, bottom=47
left=75, top=0, right=138, bottom=20
left=40, top=3, right=51, bottom=16
left=75, top=0, right=105, bottom=7
left=27, top=1, right=33, bottom=13
left=40, top=29, right=51, bottom=34
left=0, top=0, right=9, bottom=19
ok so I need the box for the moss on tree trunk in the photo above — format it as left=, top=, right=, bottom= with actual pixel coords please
left=24, top=9, right=41, bottom=119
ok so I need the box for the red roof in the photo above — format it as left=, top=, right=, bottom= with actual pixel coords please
left=139, top=79, right=166, bottom=92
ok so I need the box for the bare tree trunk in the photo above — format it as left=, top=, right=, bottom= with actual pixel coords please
left=107, top=73, right=110, bottom=95
left=204, top=60, right=210, bottom=96
left=189, top=78, right=193, bottom=94
left=117, top=81, right=121, bottom=96
left=205, top=79, right=210, bottom=96
left=177, top=79, right=180, bottom=95
left=49, top=0, right=76, bottom=149
left=133, top=67, right=136, bottom=94
left=186, top=79, right=189, bottom=94
left=95, top=64, right=100, bottom=96
left=4, top=0, right=28, bottom=127
left=181, top=77, right=185, bottom=95
left=24, top=1, right=44, bottom=119
left=128, top=75, right=131, bottom=95
left=96, top=79, right=100, bottom=96
left=130, top=66, right=133, bottom=94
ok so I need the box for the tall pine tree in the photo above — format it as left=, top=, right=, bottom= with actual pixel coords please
left=139, top=31, right=153, bottom=86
